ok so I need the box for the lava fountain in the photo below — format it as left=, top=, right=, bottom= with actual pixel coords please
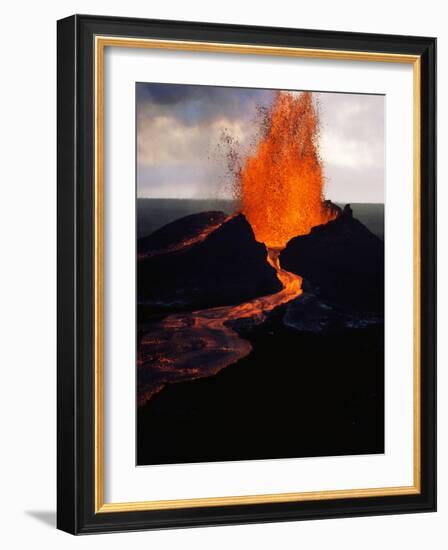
left=241, top=91, right=338, bottom=249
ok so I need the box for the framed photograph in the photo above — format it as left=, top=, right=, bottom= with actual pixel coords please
left=57, top=14, right=436, bottom=534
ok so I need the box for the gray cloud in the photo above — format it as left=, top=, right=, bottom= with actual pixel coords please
left=137, top=82, right=274, bottom=127
left=136, top=84, right=384, bottom=203
left=318, top=92, right=385, bottom=202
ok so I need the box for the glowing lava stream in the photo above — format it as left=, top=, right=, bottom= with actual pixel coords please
left=137, top=215, right=230, bottom=260
left=138, top=247, right=302, bottom=406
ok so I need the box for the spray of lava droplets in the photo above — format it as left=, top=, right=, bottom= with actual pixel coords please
left=240, top=91, right=338, bottom=249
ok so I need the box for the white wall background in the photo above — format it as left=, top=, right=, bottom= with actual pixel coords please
left=0, top=1, right=444, bottom=547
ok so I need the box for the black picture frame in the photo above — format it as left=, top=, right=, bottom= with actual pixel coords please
left=57, top=14, right=436, bottom=534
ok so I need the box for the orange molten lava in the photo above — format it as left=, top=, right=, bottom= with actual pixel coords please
left=241, top=91, right=337, bottom=248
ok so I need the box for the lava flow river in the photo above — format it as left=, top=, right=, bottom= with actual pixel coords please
left=137, top=248, right=302, bottom=406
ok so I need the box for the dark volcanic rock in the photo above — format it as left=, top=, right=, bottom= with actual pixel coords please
left=137, top=206, right=385, bottom=466
left=138, top=213, right=282, bottom=311
left=284, top=288, right=382, bottom=334
left=280, top=205, right=384, bottom=313
left=137, top=309, right=384, bottom=465
left=137, top=211, right=227, bottom=256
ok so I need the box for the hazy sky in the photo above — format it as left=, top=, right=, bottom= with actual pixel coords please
left=136, top=83, right=384, bottom=204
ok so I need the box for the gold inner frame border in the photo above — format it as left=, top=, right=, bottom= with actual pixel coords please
left=94, top=35, right=421, bottom=513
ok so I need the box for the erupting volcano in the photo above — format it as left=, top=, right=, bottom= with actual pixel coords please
left=137, top=91, right=340, bottom=407
left=136, top=82, right=385, bottom=466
